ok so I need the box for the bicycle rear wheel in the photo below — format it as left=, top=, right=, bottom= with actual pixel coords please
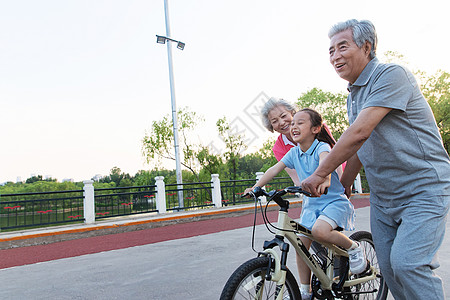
left=220, top=256, right=301, bottom=300
left=349, top=231, right=389, bottom=300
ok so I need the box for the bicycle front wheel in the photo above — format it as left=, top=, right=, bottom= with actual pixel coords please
left=220, top=256, right=301, bottom=300
left=349, top=231, right=389, bottom=300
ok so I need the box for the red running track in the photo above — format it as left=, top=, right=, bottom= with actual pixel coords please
left=0, top=197, right=369, bottom=270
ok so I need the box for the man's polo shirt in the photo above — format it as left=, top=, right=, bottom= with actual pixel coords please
left=347, top=58, right=450, bottom=206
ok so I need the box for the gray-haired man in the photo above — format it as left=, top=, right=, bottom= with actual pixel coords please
left=302, top=19, right=450, bottom=299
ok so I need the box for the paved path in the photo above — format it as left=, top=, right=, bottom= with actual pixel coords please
left=0, top=201, right=448, bottom=299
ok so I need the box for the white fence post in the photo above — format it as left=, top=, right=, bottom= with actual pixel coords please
left=83, top=180, right=95, bottom=224
left=255, top=172, right=267, bottom=204
left=155, top=176, right=166, bottom=214
left=353, top=173, right=363, bottom=194
left=211, top=174, right=222, bottom=208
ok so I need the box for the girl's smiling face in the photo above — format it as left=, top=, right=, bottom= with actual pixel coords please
left=267, top=105, right=294, bottom=136
left=291, top=111, right=321, bottom=151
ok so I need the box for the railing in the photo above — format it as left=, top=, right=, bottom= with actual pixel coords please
left=0, top=189, right=84, bottom=231
left=0, top=173, right=370, bottom=232
left=94, top=185, right=158, bottom=220
left=165, top=181, right=214, bottom=211
left=220, top=176, right=294, bottom=206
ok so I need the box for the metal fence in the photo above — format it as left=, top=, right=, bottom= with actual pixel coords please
left=165, top=181, right=214, bottom=211
left=0, top=175, right=370, bottom=231
left=0, top=189, right=84, bottom=231
left=220, top=176, right=295, bottom=206
left=94, top=185, right=158, bottom=220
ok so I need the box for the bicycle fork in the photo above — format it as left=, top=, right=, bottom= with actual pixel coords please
left=259, top=235, right=290, bottom=300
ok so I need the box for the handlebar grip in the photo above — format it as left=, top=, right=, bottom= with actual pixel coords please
left=241, top=186, right=267, bottom=198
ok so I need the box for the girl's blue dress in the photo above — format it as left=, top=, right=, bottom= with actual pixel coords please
left=281, top=139, right=355, bottom=231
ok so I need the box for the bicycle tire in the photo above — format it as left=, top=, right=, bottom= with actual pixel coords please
left=220, top=256, right=301, bottom=300
left=349, top=231, right=389, bottom=300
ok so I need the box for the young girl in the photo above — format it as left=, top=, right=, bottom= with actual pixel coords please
left=245, top=108, right=366, bottom=299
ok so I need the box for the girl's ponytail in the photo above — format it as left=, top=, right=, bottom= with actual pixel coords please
left=299, top=108, right=336, bottom=148
left=318, top=123, right=337, bottom=148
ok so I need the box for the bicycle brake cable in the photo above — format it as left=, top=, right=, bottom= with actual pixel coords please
left=263, top=195, right=297, bottom=234
left=251, top=193, right=260, bottom=253
left=251, top=193, right=276, bottom=253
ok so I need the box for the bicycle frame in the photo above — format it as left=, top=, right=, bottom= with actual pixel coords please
left=254, top=189, right=379, bottom=299
left=263, top=210, right=377, bottom=290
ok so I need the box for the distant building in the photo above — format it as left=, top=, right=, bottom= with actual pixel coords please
left=62, top=178, right=74, bottom=183
left=92, top=174, right=103, bottom=181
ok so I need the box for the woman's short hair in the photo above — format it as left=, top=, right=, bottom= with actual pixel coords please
left=328, top=19, right=378, bottom=59
left=260, top=97, right=297, bottom=132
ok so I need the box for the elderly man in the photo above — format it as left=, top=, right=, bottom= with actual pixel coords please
left=302, top=19, right=450, bottom=299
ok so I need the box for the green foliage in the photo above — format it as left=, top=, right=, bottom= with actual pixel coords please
left=296, top=88, right=349, bottom=140
left=381, top=51, right=449, bottom=153
left=257, top=138, right=280, bottom=172
left=25, top=175, right=56, bottom=184
left=0, top=179, right=81, bottom=195
left=382, top=51, right=409, bottom=65
left=98, top=166, right=133, bottom=187
left=142, top=107, right=206, bottom=181
left=216, top=116, right=248, bottom=180
left=420, top=70, right=450, bottom=153
left=196, top=145, right=223, bottom=176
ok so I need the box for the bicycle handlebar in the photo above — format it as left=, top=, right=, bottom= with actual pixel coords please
left=241, top=186, right=327, bottom=199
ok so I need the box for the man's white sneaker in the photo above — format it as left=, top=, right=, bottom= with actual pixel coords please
left=348, top=242, right=367, bottom=274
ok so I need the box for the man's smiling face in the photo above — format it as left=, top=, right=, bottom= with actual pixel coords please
left=329, top=29, right=371, bottom=84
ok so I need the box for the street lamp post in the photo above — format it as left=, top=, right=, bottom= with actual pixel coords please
left=156, top=0, right=185, bottom=209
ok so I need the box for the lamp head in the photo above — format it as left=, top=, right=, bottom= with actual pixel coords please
left=177, top=42, right=185, bottom=50
left=156, top=35, right=166, bottom=44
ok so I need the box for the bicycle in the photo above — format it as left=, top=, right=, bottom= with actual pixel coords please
left=219, top=186, right=388, bottom=300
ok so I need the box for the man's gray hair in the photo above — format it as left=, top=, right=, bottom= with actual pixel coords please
left=260, top=97, right=297, bottom=132
left=328, top=19, right=378, bottom=59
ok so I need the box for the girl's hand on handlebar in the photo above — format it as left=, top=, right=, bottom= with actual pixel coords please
left=243, top=187, right=254, bottom=198
left=302, top=173, right=327, bottom=197
left=317, top=181, right=331, bottom=196
left=316, top=174, right=331, bottom=196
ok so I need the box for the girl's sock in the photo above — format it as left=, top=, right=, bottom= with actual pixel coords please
left=300, top=283, right=310, bottom=293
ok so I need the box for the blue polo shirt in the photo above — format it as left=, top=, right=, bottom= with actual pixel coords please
left=282, top=139, right=355, bottom=230
left=347, top=58, right=450, bottom=206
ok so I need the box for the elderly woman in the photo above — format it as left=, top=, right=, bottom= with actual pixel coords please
left=261, top=97, right=300, bottom=186
left=261, top=98, right=342, bottom=185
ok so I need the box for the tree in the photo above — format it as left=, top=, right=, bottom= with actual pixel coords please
left=216, top=117, right=248, bottom=180
left=98, top=167, right=132, bottom=187
left=420, top=70, right=450, bottom=152
left=142, top=107, right=216, bottom=183
left=196, top=145, right=223, bottom=178
left=381, top=51, right=449, bottom=153
left=297, top=88, right=349, bottom=140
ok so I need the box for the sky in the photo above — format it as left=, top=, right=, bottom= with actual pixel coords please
left=1, top=0, right=449, bottom=183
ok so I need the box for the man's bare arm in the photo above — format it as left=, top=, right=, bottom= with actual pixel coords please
left=302, top=106, right=392, bottom=196
left=340, top=153, right=363, bottom=197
